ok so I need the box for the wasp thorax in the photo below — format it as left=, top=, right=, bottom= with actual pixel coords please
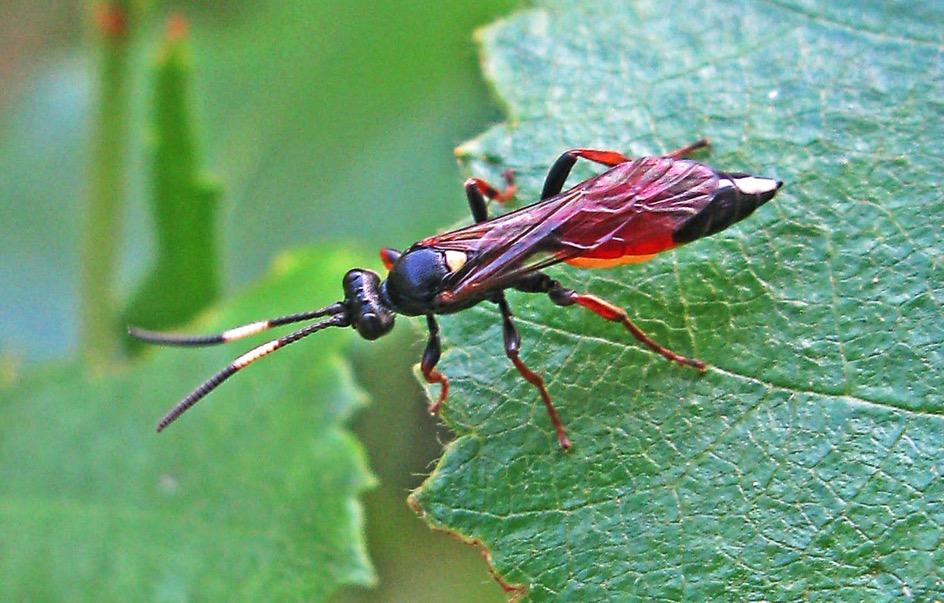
left=342, top=269, right=395, bottom=340
left=382, top=246, right=449, bottom=316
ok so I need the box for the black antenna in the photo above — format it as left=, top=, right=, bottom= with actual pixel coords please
left=157, top=314, right=351, bottom=432
left=128, top=302, right=347, bottom=347
left=154, top=313, right=351, bottom=432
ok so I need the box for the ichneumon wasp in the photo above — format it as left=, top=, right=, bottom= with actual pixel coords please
left=131, top=139, right=782, bottom=450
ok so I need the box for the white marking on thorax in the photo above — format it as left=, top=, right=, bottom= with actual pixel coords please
left=444, top=250, right=467, bottom=272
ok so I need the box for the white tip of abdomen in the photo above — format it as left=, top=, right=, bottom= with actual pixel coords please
left=732, top=176, right=781, bottom=195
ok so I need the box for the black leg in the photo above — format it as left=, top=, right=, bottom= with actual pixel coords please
left=513, top=272, right=563, bottom=294
left=464, top=169, right=515, bottom=223
left=428, top=171, right=513, bottom=414
left=422, top=314, right=449, bottom=415
left=496, top=295, right=571, bottom=450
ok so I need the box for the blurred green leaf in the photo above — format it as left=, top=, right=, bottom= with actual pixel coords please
left=0, top=248, right=375, bottom=601
left=411, top=1, right=944, bottom=600
left=124, top=23, right=221, bottom=339
left=192, top=0, right=520, bottom=281
left=0, top=0, right=517, bottom=361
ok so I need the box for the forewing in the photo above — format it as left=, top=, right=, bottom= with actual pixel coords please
left=418, top=190, right=576, bottom=254
left=424, top=188, right=588, bottom=300
left=555, top=156, right=719, bottom=258
left=436, top=157, right=719, bottom=302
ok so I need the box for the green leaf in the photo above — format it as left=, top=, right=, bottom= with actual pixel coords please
left=123, top=23, right=221, bottom=338
left=0, top=247, right=375, bottom=601
left=411, top=1, right=944, bottom=600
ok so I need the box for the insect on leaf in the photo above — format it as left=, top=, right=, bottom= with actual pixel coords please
left=411, top=1, right=944, bottom=600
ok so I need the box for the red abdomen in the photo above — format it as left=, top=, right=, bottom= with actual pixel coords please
left=564, top=230, right=678, bottom=268
left=556, top=158, right=781, bottom=269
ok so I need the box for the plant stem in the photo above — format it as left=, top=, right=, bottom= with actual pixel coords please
left=80, top=1, right=132, bottom=369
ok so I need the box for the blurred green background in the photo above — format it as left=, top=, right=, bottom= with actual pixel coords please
left=0, top=0, right=520, bottom=600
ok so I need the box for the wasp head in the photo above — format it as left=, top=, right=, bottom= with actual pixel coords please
left=342, top=269, right=396, bottom=340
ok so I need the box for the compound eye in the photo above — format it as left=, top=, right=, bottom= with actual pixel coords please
left=444, top=250, right=467, bottom=273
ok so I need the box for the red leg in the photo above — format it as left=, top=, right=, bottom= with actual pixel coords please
left=497, top=296, right=571, bottom=450
left=550, top=289, right=706, bottom=371
left=568, top=140, right=708, bottom=163
left=465, top=169, right=516, bottom=206
left=466, top=169, right=516, bottom=203
left=422, top=314, right=449, bottom=414
left=665, top=138, right=710, bottom=160
left=565, top=148, right=633, bottom=166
